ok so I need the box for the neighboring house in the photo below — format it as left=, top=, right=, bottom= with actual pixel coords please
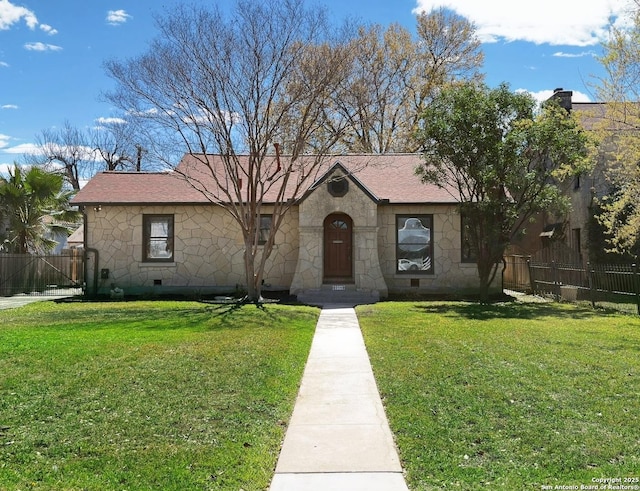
left=508, top=89, right=611, bottom=262
left=66, top=224, right=84, bottom=249
left=70, top=154, right=482, bottom=300
left=563, top=100, right=610, bottom=262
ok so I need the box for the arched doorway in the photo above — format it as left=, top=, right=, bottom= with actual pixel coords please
left=323, top=213, right=353, bottom=282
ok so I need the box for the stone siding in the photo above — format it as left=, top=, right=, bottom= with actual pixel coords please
left=84, top=183, right=480, bottom=297
left=85, top=204, right=298, bottom=295
left=378, top=205, right=479, bottom=294
left=290, top=168, right=387, bottom=296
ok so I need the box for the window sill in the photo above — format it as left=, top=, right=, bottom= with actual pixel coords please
left=140, top=261, right=177, bottom=267
left=395, top=272, right=435, bottom=276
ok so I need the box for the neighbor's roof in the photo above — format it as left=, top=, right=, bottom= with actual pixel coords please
left=71, top=153, right=461, bottom=206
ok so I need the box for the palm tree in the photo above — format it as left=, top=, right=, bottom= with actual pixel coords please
left=0, top=165, right=80, bottom=254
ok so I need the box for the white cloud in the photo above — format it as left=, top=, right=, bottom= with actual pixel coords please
left=0, top=163, right=17, bottom=175
left=127, top=107, right=158, bottom=117
left=413, top=0, right=632, bottom=46
left=0, top=0, right=38, bottom=30
left=39, top=23, right=58, bottom=35
left=0, top=133, right=10, bottom=148
left=553, top=51, right=597, bottom=58
left=95, top=117, right=127, bottom=125
left=24, top=42, right=62, bottom=52
left=106, top=9, right=131, bottom=25
left=2, top=104, right=18, bottom=109
left=0, top=61, right=8, bottom=67
left=1, top=142, right=41, bottom=154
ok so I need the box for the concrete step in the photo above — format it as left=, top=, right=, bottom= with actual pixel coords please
left=297, top=285, right=379, bottom=307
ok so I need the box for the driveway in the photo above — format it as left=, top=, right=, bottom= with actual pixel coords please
left=0, top=289, right=81, bottom=310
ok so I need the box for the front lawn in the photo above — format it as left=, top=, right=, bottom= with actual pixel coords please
left=0, top=300, right=318, bottom=490
left=357, top=301, right=640, bottom=490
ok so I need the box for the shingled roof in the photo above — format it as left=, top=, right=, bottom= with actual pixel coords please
left=71, top=153, right=461, bottom=206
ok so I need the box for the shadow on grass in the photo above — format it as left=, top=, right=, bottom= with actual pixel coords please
left=409, top=300, right=616, bottom=321
left=205, top=299, right=266, bottom=317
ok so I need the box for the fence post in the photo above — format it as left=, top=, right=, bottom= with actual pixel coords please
left=586, top=262, right=596, bottom=309
left=634, top=262, right=640, bottom=316
left=527, top=260, right=535, bottom=295
left=552, top=261, right=561, bottom=302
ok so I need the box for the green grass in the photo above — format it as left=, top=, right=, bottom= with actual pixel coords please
left=0, top=300, right=318, bottom=491
left=357, top=301, right=640, bottom=490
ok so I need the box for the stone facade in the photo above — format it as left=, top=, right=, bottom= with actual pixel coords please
left=290, top=167, right=387, bottom=297
left=378, top=205, right=479, bottom=294
left=85, top=204, right=299, bottom=295
left=289, top=167, right=479, bottom=298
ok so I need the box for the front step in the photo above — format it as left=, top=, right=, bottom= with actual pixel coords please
left=297, top=284, right=379, bottom=307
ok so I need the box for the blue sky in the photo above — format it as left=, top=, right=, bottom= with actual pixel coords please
left=0, top=0, right=633, bottom=169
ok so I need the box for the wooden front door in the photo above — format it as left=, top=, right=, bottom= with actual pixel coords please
left=323, top=213, right=353, bottom=281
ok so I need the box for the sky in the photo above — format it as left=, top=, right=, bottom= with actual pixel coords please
left=0, top=0, right=634, bottom=170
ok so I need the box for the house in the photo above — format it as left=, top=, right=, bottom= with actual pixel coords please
left=70, top=153, right=482, bottom=301
left=66, top=224, right=84, bottom=249
left=507, top=89, right=612, bottom=263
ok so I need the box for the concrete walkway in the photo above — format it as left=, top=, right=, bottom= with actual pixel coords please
left=0, top=292, right=75, bottom=310
left=270, top=306, right=409, bottom=491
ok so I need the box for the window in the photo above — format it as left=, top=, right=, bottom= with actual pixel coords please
left=327, top=176, right=349, bottom=197
left=143, top=215, right=174, bottom=262
left=396, top=215, right=433, bottom=274
left=461, top=214, right=478, bottom=263
left=258, top=215, right=272, bottom=245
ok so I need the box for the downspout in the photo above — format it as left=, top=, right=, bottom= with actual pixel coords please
left=81, top=206, right=99, bottom=298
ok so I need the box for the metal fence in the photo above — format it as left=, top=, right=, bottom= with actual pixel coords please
left=0, top=251, right=84, bottom=297
left=506, top=255, right=640, bottom=314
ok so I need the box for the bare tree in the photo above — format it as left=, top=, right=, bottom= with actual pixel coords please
left=91, top=119, right=136, bottom=171
left=33, top=121, right=96, bottom=190
left=415, top=8, right=484, bottom=91
left=104, top=0, right=354, bottom=301
left=327, top=23, right=417, bottom=153
left=326, top=8, right=484, bottom=153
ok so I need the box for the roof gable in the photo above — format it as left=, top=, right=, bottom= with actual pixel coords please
left=302, top=161, right=380, bottom=203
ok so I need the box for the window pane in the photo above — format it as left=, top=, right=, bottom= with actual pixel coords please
left=331, top=220, right=347, bottom=229
left=397, top=215, right=433, bottom=273
left=461, top=214, right=477, bottom=263
left=258, top=215, right=272, bottom=245
left=144, top=215, right=173, bottom=261
left=150, top=221, right=168, bottom=237
left=149, top=238, right=171, bottom=258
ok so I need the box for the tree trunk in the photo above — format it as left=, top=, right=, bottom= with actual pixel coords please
left=477, top=263, right=492, bottom=304
left=243, top=239, right=265, bottom=303
left=477, top=257, right=503, bottom=303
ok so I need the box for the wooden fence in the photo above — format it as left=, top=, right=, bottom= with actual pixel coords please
left=504, top=254, right=640, bottom=314
left=503, top=255, right=532, bottom=292
left=0, top=251, right=84, bottom=297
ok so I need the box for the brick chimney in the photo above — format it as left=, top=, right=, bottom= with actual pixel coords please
left=549, top=87, right=573, bottom=112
